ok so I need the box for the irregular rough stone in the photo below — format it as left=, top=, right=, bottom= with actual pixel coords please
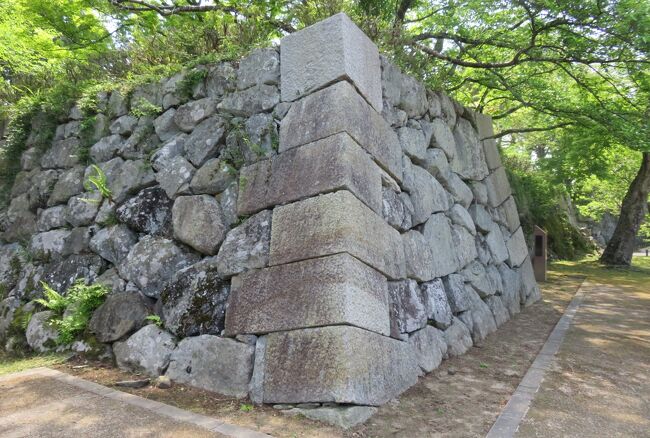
left=499, top=263, right=522, bottom=317
left=403, top=158, right=450, bottom=225
left=90, top=135, right=122, bottom=163
left=172, top=195, right=227, bottom=255
left=461, top=260, right=495, bottom=297
left=429, top=118, right=457, bottom=160
left=227, top=253, right=390, bottom=337
left=184, top=115, right=227, bottom=167
left=238, top=133, right=382, bottom=215
left=485, top=295, right=509, bottom=327
left=398, top=126, right=427, bottom=163
left=469, top=203, right=494, bottom=233
left=443, top=317, right=473, bottom=357
left=118, top=236, right=199, bottom=298
left=281, top=13, right=381, bottom=111
left=218, top=182, right=238, bottom=227
left=62, top=227, right=92, bottom=256
left=238, top=48, right=280, bottom=90
left=519, top=256, right=541, bottom=306
left=217, top=84, right=279, bottom=116
left=402, top=230, right=436, bottom=282
left=95, top=268, right=126, bottom=294
left=160, top=260, right=229, bottom=337
left=113, top=325, right=177, bottom=377
left=451, top=118, right=488, bottom=180
left=501, top=196, right=521, bottom=233
left=109, top=115, right=138, bottom=136
left=448, top=204, right=476, bottom=235
left=166, top=335, right=254, bottom=398
left=26, top=311, right=58, bottom=353
left=459, top=288, right=498, bottom=343
left=0, top=297, right=20, bottom=340
left=108, top=90, right=128, bottom=117
left=216, top=210, right=271, bottom=277
left=153, top=108, right=180, bottom=142
left=422, top=148, right=450, bottom=181
left=0, top=244, right=24, bottom=292
left=89, top=225, right=137, bottom=265
left=280, top=81, right=402, bottom=182
left=507, top=227, right=529, bottom=267
left=48, top=167, right=84, bottom=206
left=244, top=113, right=277, bottom=156
left=41, top=137, right=80, bottom=169
left=36, top=206, right=67, bottom=232
left=29, top=230, right=71, bottom=261
left=249, top=335, right=266, bottom=404
left=470, top=180, right=489, bottom=205
left=485, top=166, right=512, bottom=208
left=408, top=325, right=447, bottom=373
left=270, top=190, right=405, bottom=280
left=263, top=325, right=419, bottom=405
left=442, top=274, right=472, bottom=313
left=206, top=63, right=237, bottom=98
left=41, top=254, right=105, bottom=294
left=4, top=195, right=37, bottom=241
left=444, top=172, right=474, bottom=208
left=115, top=186, right=173, bottom=236
left=382, top=188, right=413, bottom=231
left=487, top=264, right=504, bottom=294
left=21, top=148, right=41, bottom=171
left=380, top=57, right=427, bottom=117
left=155, top=155, right=195, bottom=198
left=100, top=158, right=155, bottom=203
left=189, top=158, right=234, bottom=195
left=476, top=113, right=501, bottom=168
left=486, top=222, right=510, bottom=264
left=151, top=134, right=186, bottom=171
left=28, top=170, right=60, bottom=210
left=173, top=98, right=216, bottom=132
left=65, top=192, right=101, bottom=227
left=89, top=292, right=149, bottom=342
left=420, top=279, right=453, bottom=329
left=289, top=405, right=378, bottom=429
left=388, top=279, right=427, bottom=335
left=422, top=214, right=459, bottom=278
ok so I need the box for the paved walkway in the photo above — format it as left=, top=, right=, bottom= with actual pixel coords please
left=0, top=368, right=269, bottom=438
left=490, top=281, right=650, bottom=437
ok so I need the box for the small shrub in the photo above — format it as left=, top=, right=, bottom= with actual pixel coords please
left=130, top=97, right=162, bottom=118
left=239, top=403, right=254, bottom=412
left=82, top=164, right=113, bottom=204
left=176, top=69, right=208, bottom=98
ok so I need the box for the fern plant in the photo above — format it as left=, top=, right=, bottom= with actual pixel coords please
left=145, top=314, right=163, bottom=328
left=36, top=282, right=69, bottom=316
left=82, top=164, right=113, bottom=204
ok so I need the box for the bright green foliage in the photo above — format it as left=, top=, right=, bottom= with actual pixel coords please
left=83, top=164, right=113, bottom=204
left=36, top=280, right=108, bottom=346
left=145, top=314, right=163, bottom=328
left=176, top=69, right=208, bottom=99
left=129, top=97, right=162, bottom=118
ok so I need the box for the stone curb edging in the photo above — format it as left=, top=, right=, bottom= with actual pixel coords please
left=485, top=279, right=589, bottom=438
left=0, top=367, right=272, bottom=438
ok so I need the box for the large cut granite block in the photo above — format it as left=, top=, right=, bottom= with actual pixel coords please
left=225, top=253, right=390, bottom=336
left=280, top=81, right=402, bottom=182
left=280, top=13, right=382, bottom=111
left=270, top=190, right=405, bottom=279
left=237, top=133, right=382, bottom=215
left=262, top=326, right=419, bottom=405
left=475, top=112, right=502, bottom=170
left=485, top=166, right=512, bottom=208
left=507, top=226, right=529, bottom=267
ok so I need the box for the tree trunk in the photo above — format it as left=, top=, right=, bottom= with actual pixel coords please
left=600, top=152, right=650, bottom=266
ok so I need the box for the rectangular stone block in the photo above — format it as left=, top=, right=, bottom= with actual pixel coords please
left=485, top=166, right=512, bottom=208
left=262, top=326, right=419, bottom=405
left=280, top=13, right=382, bottom=111
left=507, top=227, right=529, bottom=268
left=500, top=196, right=521, bottom=233
left=270, top=190, right=406, bottom=279
left=475, top=112, right=502, bottom=170
left=225, top=253, right=390, bottom=336
left=280, top=81, right=402, bottom=182
left=237, top=133, right=382, bottom=215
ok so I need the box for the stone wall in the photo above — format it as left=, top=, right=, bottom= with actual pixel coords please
left=0, top=12, right=539, bottom=424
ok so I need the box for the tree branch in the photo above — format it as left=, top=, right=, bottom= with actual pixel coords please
left=489, top=122, right=574, bottom=139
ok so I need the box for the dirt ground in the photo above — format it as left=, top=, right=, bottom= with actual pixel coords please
left=52, top=269, right=584, bottom=438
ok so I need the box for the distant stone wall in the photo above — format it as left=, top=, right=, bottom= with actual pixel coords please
left=0, top=12, right=539, bottom=422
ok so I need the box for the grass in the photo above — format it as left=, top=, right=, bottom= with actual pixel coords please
left=549, top=255, right=650, bottom=288
left=0, top=352, right=68, bottom=376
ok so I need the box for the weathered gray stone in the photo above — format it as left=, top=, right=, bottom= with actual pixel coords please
left=507, top=227, right=529, bottom=267
left=89, top=225, right=137, bottom=265
left=451, top=118, right=488, bottom=180
left=485, top=295, right=509, bottom=327
left=118, top=236, right=199, bottom=298
left=218, top=182, right=238, bottom=227
left=403, top=158, right=451, bottom=225
left=0, top=297, right=20, bottom=340
left=388, top=279, right=427, bottom=335
left=436, top=92, right=456, bottom=128
left=95, top=268, right=126, bottom=294
left=29, top=230, right=71, bottom=261
left=41, top=137, right=80, bottom=169
left=184, top=115, right=227, bottom=167
left=115, top=187, right=173, bottom=236
left=244, top=113, right=276, bottom=157
left=280, top=81, right=402, bottom=182
left=217, top=84, right=279, bottom=116
left=227, top=253, right=390, bottom=337
left=442, top=274, right=472, bottom=313
left=153, top=108, right=180, bottom=142
left=37, top=206, right=68, bottom=232
left=469, top=203, right=494, bottom=234
left=166, top=335, right=254, bottom=398
left=26, top=311, right=58, bottom=352
left=519, top=256, right=541, bottom=306
left=172, top=195, right=227, bottom=255
left=409, top=325, right=447, bottom=373
left=421, top=279, right=453, bottom=329
left=485, top=166, right=512, bottom=208
left=476, top=113, right=501, bottom=170
left=90, top=135, right=122, bottom=163
left=21, top=148, right=41, bottom=171
left=65, top=192, right=101, bottom=227
left=281, top=13, right=381, bottom=111
left=108, top=90, right=128, bottom=117
left=0, top=244, right=24, bottom=293
left=62, top=227, right=92, bottom=256
left=109, top=115, right=138, bottom=136
left=151, top=134, right=186, bottom=171
left=41, top=254, right=105, bottom=294
left=12, top=263, right=44, bottom=301
left=113, top=325, right=177, bottom=377
left=448, top=204, right=476, bottom=235
left=443, top=317, right=473, bottom=357
left=131, top=82, right=163, bottom=110
left=422, top=148, right=450, bottom=181
left=501, top=196, right=521, bottom=233
left=461, top=260, right=495, bottom=298
left=428, top=92, right=442, bottom=118
left=486, top=222, right=510, bottom=264
left=487, top=264, right=504, bottom=294
left=287, top=406, right=378, bottom=429
left=422, top=214, right=459, bottom=278
left=263, top=325, right=419, bottom=405
left=160, top=260, right=229, bottom=337
left=238, top=133, right=382, bottom=215
left=155, top=155, right=195, bottom=198
left=89, top=292, right=149, bottom=342
left=498, top=263, right=522, bottom=317
left=4, top=194, right=37, bottom=241
left=100, top=158, right=155, bottom=203
left=249, top=335, right=266, bottom=404
left=429, top=118, right=456, bottom=160
left=382, top=188, right=413, bottom=231
left=444, top=172, right=474, bottom=208
left=238, top=48, right=280, bottom=90
left=382, top=101, right=408, bottom=127
left=216, top=210, right=271, bottom=277
left=380, top=57, right=427, bottom=117
left=205, top=63, right=237, bottom=98
left=398, top=126, right=427, bottom=163
left=27, top=170, right=60, bottom=210
left=173, top=97, right=216, bottom=132
left=402, top=230, right=436, bottom=282
left=48, top=167, right=84, bottom=206
left=459, top=288, right=497, bottom=343
left=269, top=190, right=405, bottom=279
